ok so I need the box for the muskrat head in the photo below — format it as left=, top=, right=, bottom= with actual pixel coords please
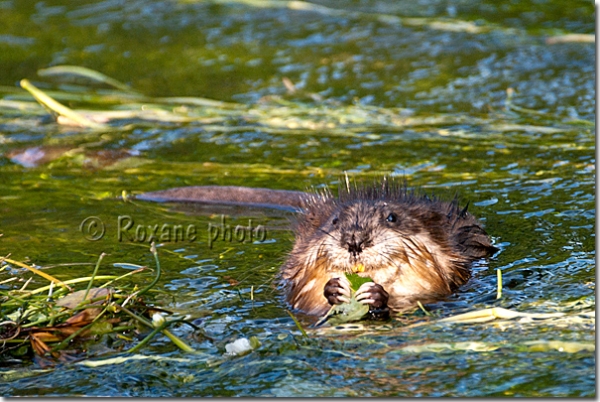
left=318, top=200, right=428, bottom=274
left=281, top=182, right=488, bottom=315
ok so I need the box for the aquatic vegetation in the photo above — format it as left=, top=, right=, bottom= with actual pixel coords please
left=0, top=0, right=594, bottom=396
left=0, top=244, right=195, bottom=363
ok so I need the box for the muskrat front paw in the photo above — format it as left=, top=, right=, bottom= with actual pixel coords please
left=324, top=277, right=352, bottom=305
left=355, top=282, right=389, bottom=309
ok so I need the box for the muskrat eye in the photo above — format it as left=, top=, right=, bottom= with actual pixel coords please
left=386, top=213, right=397, bottom=223
left=332, top=217, right=339, bottom=225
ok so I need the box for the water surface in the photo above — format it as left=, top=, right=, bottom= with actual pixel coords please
left=0, top=0, right=594, bottom=397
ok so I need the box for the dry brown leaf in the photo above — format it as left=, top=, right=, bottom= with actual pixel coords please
left=30, top=331, right=62, bottom=343
left=30, top=333, right=54, bottom=356
left=64, top=307, right=103, bottom=326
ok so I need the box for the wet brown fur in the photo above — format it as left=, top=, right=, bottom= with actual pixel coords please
left=278, top=179, right=497, bottom=316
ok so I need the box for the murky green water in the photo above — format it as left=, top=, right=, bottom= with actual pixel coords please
left=0, top=0, right=595, bottom=397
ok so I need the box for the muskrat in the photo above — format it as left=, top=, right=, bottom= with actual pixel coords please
left=138, top=178, right=497, bottom=317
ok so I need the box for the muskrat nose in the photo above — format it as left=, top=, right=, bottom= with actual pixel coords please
left=344, top=233, right=368, bottom=257
left=347, top=240, right=363, bottom=256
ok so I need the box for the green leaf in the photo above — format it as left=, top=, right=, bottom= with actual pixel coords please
left=345, top=273, right=373, bottom=292
left=315, top=273, right=374, bottom=326
left=320, top=297, right=370, bottom=326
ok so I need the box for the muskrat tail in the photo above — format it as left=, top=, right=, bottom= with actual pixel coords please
left=137, top=186, right=311, bottom=211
